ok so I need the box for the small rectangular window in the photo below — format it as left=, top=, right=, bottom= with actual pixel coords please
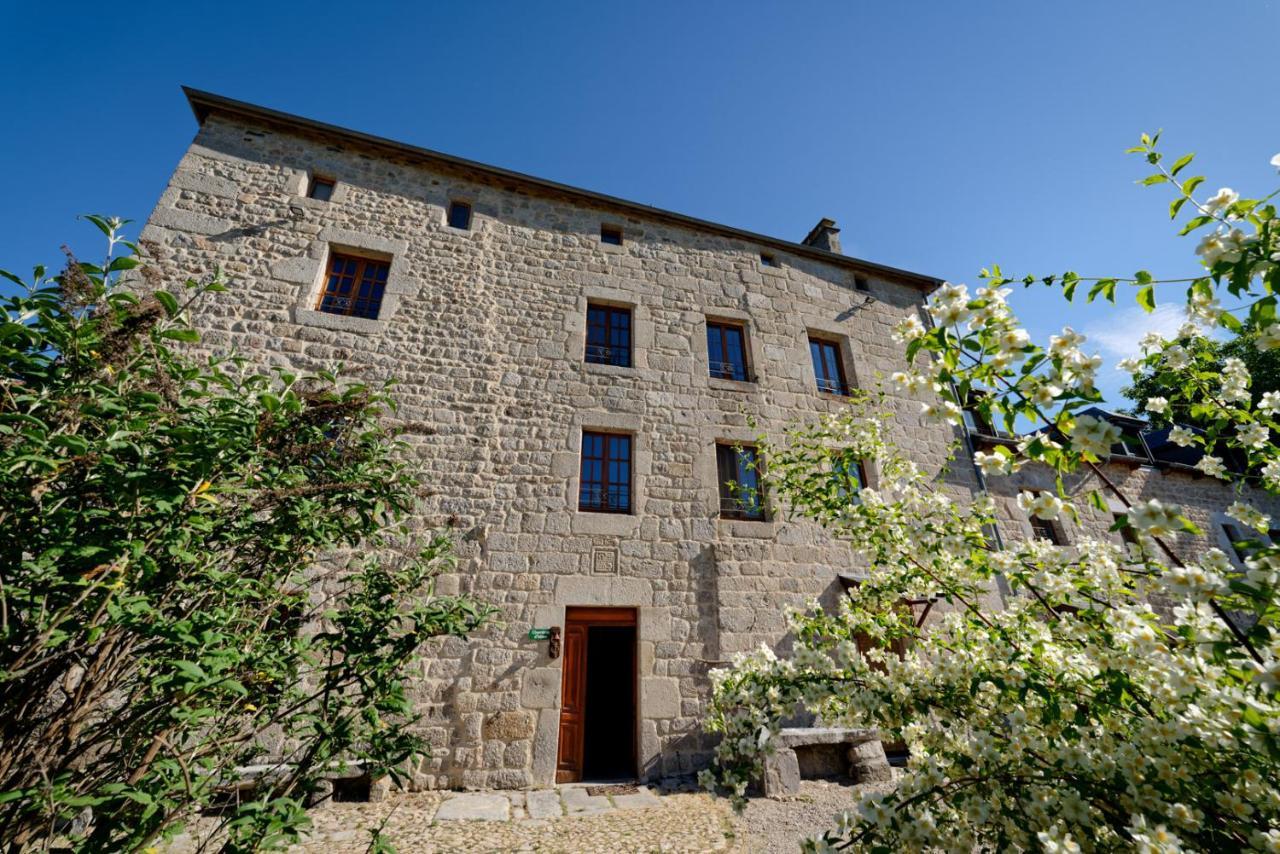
left=809, top=336, right=849, bottom=396
left=600, top=225, right=623, bottom=245
left=585, top=304, right=632, bottom=367
left=579, top=431, right=632, bottom=513
left=307, top=175, right=335, bottom=201
left=760, top=252, right=778, bottom=267
left=1030, top=514, right=1065, bottom=545
left=854, top=275, right=870, bottom=292
left=447, top=200, right=472, bottom=230
left=707, top=320, right=750, bottom=382
left=717, top=444, right=765, bottom=521
left=316, top=252, right=390, bottom=320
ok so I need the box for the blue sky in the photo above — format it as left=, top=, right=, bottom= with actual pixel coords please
left=3, top=1, right=1278, bottom=403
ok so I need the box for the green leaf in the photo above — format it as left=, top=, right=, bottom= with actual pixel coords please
left=1178, top=215, right=1213, bottom=236
left=159, top=328, right=199, bottom=343
left=1140, top=174, right=1167, bottom=186
left=155, top=291, right=179, bottom=316
left=1182, top=176, right=1205, bottom=196
left=107, top=256, right=140, bottom=273
left=1136, top=285, right=1155, bottom=312
left=1169, top=153, right=1194, bottom=176
left=1134, top=270, right=1153, bottom=285
left=1169, top=197, right=1187, bottom=220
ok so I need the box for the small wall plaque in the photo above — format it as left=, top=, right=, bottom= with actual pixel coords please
left=591, top=547, right=619, bottom=575
left=528, top=627, right=552, bottom=641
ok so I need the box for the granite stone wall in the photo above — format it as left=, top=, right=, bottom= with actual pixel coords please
left=137, top=109, right=1274, bottom=790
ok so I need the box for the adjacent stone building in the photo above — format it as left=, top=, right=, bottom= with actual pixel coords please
left=138, top=88, right=1279, bottom=791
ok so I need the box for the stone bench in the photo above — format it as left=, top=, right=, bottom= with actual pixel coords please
left=760, top=727, right=892, bottom=797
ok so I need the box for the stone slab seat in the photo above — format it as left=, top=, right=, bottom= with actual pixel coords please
left=760, top=727, right=893, bottom=798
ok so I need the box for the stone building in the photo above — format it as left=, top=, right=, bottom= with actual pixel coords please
left=138, top=88, right=1279, bottom=790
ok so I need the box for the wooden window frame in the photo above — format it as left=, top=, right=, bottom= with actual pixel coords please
left=579, top=431, right=633, bottom=514
left=1030, top=514, right=1066, bottom=546
left=808, top=335, right=849, bottom=396
left=447, top=200, right=472, bottom=230
left=600, top=224, right=624, bottom=246
left=307, top=175, right=335, bottom=201
left=585, top=303, right=633, bottom=367
left=315, top=252, right=391, bottom=320
left=717, top=443, right=766, bottom=521
left=706, top=320, right=750, bottom=382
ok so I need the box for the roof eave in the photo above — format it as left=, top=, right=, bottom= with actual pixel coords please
left=180, top=86, right=944, bottom=293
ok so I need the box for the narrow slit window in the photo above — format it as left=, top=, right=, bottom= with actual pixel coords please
left=760, top=252, right=778, bottom=267
left=808, top=336, right=849, bottom=396
left=316, top=252, right=390, bottom=320
left=600, top=225, right=623, bottom=246
left=717, top=444, right=765, bottom=521
left=579, top=432, right=632, bottom=513
left=307, top=175, right=335, bottom=201
left=448, top=200, right=472, bottom=230
left=585, top=304, right=632, bottom=367
left=706, top=320, right=749, bottom=381
left=854, top=275, right=870, bottom=292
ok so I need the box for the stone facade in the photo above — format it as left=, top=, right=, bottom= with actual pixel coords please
left=138, top=90, right=1279, bottom=790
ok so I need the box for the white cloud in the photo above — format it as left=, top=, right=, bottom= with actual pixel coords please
left=1084, top=303, right=1187, bottom=361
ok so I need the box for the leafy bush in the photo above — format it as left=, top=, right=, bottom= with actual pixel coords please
left=0, top=217, right=491, bottom=852
left=704, top=142, right=1280, bottom=852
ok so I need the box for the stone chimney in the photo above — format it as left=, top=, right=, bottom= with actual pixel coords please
left=801, top=218, right=842, bottom=254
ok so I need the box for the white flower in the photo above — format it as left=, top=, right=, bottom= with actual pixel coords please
left=1227, top=501, right=1270, bottom=534
left=1017, top=491, right=1064, bottom=521
left=1260, top=391, right=1280, bottom=414
left=1145, top=397, right=1169, bottom=415
left=1162, top=344, right=1191, bottom=370
left=1257, top=323, right=1280, bottom=352
left=1169, top=426, right=1197, bottom=447
left=1203, top=187, right=1239, bottom=215
left=1129, top=499, right=1183, bottom=537
left=1236, top=422, right=1270, bottom=450
left=974, top=450, right=1011, bottom=477
left=1049, top=327, right=1085, bottom=358
left=1071, top=414, right=1121, bottom=458
left=1118, top=357, right=1143, bottom=373
left=892, top=314, right=926, bottom=343
left=1195, top=454, right=1228, bottom=479
left=1264, top=459, right=1280, bottom=490
left=1272, top=152, right=1280, bottom=172
left=921, top=399, right=962, bottom=425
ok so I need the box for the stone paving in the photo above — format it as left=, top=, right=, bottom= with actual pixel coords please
left=166, top=784, right=739, bottom=853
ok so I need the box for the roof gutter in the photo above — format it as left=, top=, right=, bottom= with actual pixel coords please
left=181, top=86, right=943, bottom=294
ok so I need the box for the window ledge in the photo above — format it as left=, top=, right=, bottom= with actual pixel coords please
left=598, top=241, right=627, bottom=254
left=817, top=391, right=853, bottom=402
left=572, top=512, right=640, bottom=536
left=718, top=518, right=777, bottom=539
left=292, top=307, right=386, bottom=335
left=708, top=376, right=757, bottom=392
left=582, top=361, right=638, bottom=376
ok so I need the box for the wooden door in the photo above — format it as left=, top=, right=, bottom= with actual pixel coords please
left=555, top=623, right=588, bottom=783
left=555, top=607, right=637, bottom=783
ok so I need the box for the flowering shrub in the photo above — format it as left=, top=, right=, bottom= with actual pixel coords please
left=0, top=219, right=492, bottom=852
left=702, top=141, right=1280, bottom=851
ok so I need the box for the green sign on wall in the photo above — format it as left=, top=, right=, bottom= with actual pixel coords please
left=528, top=627, right=552, bottom=641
